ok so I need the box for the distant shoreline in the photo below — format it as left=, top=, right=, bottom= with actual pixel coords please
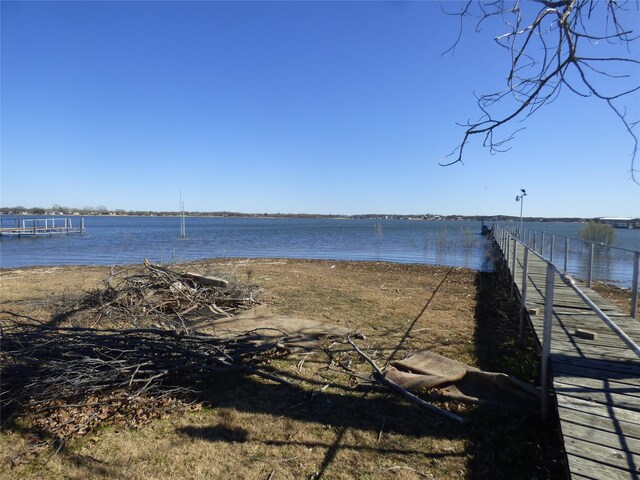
left=0, top=209, right=602, bottom=223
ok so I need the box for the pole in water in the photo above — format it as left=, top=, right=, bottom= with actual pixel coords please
left=180, top=190, right=186, bottom=238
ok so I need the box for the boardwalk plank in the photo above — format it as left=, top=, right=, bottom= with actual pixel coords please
left=562, top=423, right=640, bottom=456
left=563, top=436, right=640, bottom=473
left=560, top=412, right=640, bottom=446
left=553, top=363, right=640, bottom=386
left=567, top=455, right=638, bottom=480
left=554, top=383, right=640, bottom=412
left=558, top=409, right=640, bottom=442
left=554, top=377, right=640, bottom=398
left=550, top=356, right=640, bottom=377
left=556, top=395, right=640, bottom=426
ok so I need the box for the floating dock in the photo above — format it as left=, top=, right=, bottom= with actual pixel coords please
left=0, top=217, right=85, bottom=238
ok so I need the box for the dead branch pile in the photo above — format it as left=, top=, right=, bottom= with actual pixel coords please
left=0, top=320, right=290, bottom=462
left=62, top=260, right=260, bottom=328
left=0, top=261, right=276, bottom=463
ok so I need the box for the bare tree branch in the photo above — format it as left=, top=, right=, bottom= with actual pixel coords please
left=442, top=0, right=639, bottom=182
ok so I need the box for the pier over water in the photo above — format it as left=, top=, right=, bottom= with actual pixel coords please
left=0, top=217, right=85, bottom=238
left=496, top=224, right=640, bottom=480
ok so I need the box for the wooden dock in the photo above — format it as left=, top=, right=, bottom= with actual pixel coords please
left=501, top=232, right=640, bottom=479
left=0, top=217, right=85, bottom=238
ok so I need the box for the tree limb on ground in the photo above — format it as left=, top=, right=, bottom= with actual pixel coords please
left=346, top=335, right=465, bottom=423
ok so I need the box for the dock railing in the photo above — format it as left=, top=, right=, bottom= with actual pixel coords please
left=511, top=226, right=639, bottom=318
left=0, top=217, right=85, bottom=237
left=495, top=224, right=640, bottom=417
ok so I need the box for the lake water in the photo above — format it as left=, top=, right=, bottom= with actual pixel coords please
left=1, top=216, right=638, bottom=287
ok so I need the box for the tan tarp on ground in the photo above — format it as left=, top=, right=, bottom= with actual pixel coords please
left=386, top=350, right=540, bottom=412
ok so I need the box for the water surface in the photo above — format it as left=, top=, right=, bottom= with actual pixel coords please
left=1, top=216, right=638, bottom=287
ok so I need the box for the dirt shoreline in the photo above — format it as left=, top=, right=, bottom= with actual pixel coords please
left=2, top=258, right=567, bottom=479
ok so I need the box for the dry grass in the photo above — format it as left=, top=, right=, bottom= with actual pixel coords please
left=1, top=258, right=563, bottom=479
left=590, top=280, right=635, bottom=314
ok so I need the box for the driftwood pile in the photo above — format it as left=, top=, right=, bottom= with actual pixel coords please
left=0, top=261, right=286, bottom=463
left=65, top=259, right=260, bottom=329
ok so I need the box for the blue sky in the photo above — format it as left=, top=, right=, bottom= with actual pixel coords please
left=2, top=1, right=639, bottom=217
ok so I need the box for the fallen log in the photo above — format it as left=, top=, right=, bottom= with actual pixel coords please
left=182, top=272, right=229, bottom=288
left=143, top=259, right=229, bottom=288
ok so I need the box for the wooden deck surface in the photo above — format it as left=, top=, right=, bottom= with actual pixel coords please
left=509, top=246, right=640, bottom=480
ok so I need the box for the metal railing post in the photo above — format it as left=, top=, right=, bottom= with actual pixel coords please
left=541, top=262, right=555, bottom=419
left=588, top=243, right=594, bottom=289
left=506, top=235, right=510, bottom=266
left=519, top=247, right=529, bottom=347
left=632, top=252, right=639, bottom=319
left=511, top=239, right=518, bottom=299
left=550, top=234, right=555, bottom=263
left=541, top=232, right=545, bottom=256
left=533, top=231, right=536, bottom=251
left=564, top=237, right=569, bottom=272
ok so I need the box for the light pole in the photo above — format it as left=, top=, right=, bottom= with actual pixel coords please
left=515, top=189, right=527, bottom=239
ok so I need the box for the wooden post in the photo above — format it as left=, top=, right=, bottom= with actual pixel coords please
left=550, top=234, right=555, bottom=263
left=541, top=262, right=555, bottom=419
left=519, top=248, right=529, bottom=346
left=564, top=237, right=569, bottom=272
left=541, top=232, right=545, bottom=256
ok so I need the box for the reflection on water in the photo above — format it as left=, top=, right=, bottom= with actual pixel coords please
left=481, top=239, right=499, bottom=272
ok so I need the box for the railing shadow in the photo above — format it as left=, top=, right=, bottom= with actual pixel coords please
left=469, top=264, right=567, bottom=480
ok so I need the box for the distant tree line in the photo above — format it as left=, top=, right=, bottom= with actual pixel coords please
left=1, top=205, right=113, bottom=216
left=0, top=205, right=615, bottom=224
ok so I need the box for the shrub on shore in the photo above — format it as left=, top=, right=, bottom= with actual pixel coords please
left=579, top=222, right=615, bottom=254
